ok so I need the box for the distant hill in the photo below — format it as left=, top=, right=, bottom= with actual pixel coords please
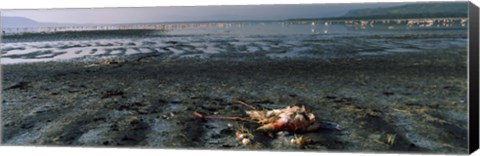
left=1, top=16, right=42, bottom=27
left=342, top=2, right=468, bottom=19
left=1, top=16, right=76, bottom=28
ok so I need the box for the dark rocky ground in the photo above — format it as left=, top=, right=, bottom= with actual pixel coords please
left=1, top=48, right=468, bottom=154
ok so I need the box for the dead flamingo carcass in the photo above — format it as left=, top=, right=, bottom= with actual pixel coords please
left=193, top=99, right=325, bottom=133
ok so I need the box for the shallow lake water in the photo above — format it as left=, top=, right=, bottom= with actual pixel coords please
left=1, top=21, right=467, bottom=64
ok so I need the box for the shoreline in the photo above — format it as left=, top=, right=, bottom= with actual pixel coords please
left=1, top=50, right=469, bottom=153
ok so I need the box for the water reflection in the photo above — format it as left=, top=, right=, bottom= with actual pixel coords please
left=2, top=17, right=468, bottom=36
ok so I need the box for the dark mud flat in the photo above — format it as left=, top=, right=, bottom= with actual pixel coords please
left=1, top=50, right=468, bottom=154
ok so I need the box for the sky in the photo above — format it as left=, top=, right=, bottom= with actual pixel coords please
left=1, top=3, right=406, bottom=24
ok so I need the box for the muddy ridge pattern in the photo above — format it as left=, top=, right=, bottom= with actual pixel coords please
left=2, top=48, right=468, bottom=153
left=1, top=27, right=467, bottom=64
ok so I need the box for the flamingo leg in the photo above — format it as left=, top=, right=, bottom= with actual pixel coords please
left=233, top=99, right=257, bottom=110
left=194, top=112, right=244, bottom=121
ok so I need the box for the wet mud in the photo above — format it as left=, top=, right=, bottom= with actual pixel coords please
left=1, top=49, right=468, bottom=154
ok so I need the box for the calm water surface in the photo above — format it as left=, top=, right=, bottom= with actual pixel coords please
left=0, top=21, right=468, bottom=64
